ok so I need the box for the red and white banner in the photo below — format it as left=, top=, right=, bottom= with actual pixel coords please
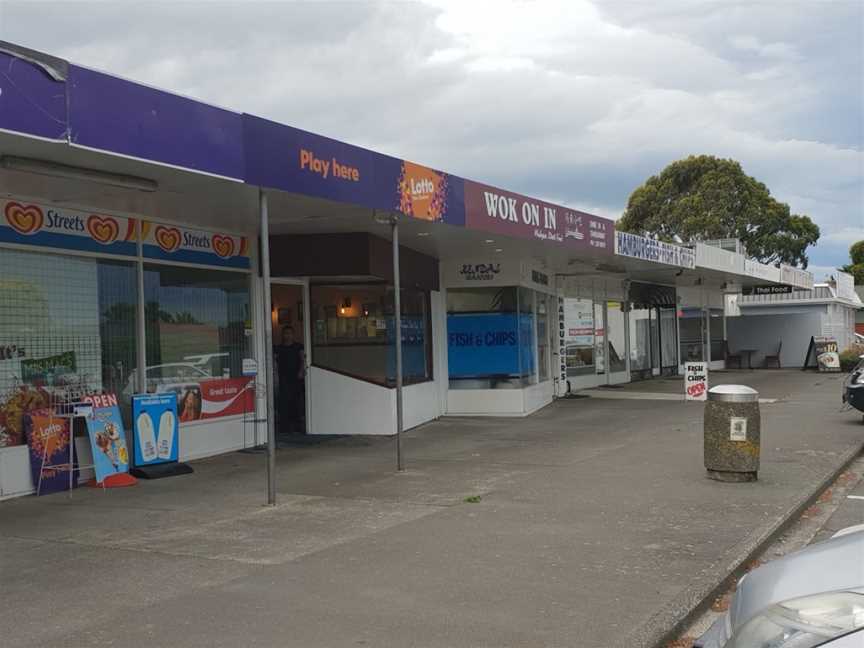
left=175, top=377, right=255, bottom=422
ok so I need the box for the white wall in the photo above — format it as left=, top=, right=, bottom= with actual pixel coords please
left=727, top=310, right=823, bottom=367
left=447, top=388, right=527, bottom=416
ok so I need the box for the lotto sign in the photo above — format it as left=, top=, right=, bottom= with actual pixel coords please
left=684, top=362, right=708, bottom=401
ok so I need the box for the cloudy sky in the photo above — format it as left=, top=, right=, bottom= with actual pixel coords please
left=1, top=0, right=861, bottom=276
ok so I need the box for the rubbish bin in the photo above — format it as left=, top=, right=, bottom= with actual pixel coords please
left=704, top=385, right=760, bottom=482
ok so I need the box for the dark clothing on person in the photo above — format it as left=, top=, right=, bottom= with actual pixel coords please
left=276, top=343, right=304, bottom=433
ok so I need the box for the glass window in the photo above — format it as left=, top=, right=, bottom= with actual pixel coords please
left=143, top=264, right=252, bottom=422
left=679, top=309, right=705, bottom=362
left=447, top=287, right=536, bottom=389
left=537, top=293, right=550, bottom=382
left=564, top=298, right=595, bottom=377
left=659, top=307, right=678, bottom=370
left=310, top=284, right=431, bottom=387
left=594, top=302, right=606, bottom=375
left=607, top=301, right=626, bottom=373
left=0, top=249, right=137, bottom=446
left=710, top=309, right=724, bottom=361
left=629, top=307, right=652, bottom=372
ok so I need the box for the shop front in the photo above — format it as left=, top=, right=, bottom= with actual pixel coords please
left=0, top=195, right=260, bottom=498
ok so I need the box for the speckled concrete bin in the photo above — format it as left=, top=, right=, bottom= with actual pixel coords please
left=704, top=385, right=760, bottom=482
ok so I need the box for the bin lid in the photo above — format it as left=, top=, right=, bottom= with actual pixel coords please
left=708, top=384, right=759, bottom=403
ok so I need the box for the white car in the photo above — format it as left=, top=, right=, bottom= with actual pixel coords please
left=122, top=363, right=211, bottom=399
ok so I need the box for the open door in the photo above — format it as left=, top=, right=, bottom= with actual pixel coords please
left=270, top=280, right=310, bottom=435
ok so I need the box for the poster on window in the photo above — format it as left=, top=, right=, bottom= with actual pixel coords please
left=25, top=410, right=78, bottom=495
left=82, top=393, right=130, bottom=483
left=447, top=313, right=535, bottom=378
left=163, top=377, right=255, bottom=422
left=563, top=299, right=594, bottom=347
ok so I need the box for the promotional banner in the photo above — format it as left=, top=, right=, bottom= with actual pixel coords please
left=1, top=199, right=138, bottom=256
left=447, top=313, right=535, bottom=379
left=563, top=299, right=594, bottom=347
left=82, top=393, right=130, bottom=483
left=168, top=377, right=255, bottom=422
left=21, top=351, right=77, bottom=385
left=141, top=222, right=249, bottom=269
left=803, top=336, right=840, bottom=372
left=132, top=393, right=179, bottom=467
left=463, top=180, right=612, bottom=253
left=25, top=410, right=77, bottom=495
left=684, top=362, right=708, bottom=401
left=615, top=231, right=696, bottom=269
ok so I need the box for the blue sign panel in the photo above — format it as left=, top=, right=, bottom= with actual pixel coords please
left=447, top=313, right=535, bottom=378
left=0, top=51, right=67, bottom=140
left=69, top=66, right=244, bottom=180
left=132, top=393, right=179, bottom=467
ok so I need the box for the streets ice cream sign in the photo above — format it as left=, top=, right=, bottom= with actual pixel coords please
left=0, top=199, right=137, bottom=255
left=142, top=222, right=249, bottom=268
left=463, top=181, right=612, bottom=253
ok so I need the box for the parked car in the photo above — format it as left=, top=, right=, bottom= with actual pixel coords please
left=695, top=526, right=864, bottom=647
left=121, top=363, right=212, bottom=400
left=843, top=355, right=864, bottom=417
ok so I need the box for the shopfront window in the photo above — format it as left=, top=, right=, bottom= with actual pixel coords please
left=709, top=309, right=724, bottom=362
left=659, top=308, right=678, bottom=370
left=629, top=307, right=652, bottom=372
left=594, top=302, right=606, bottom=375
left=310, top=284, right=431, bottom=387
left=680, top=309, right=705, bottom=362
left=143, top=264, right=252, bottom=422
left=564, top=298, right=596, bottom=377
left=0, top=249, right=137, bottom=447
left=607, top=301, right=627, bottom=373
left=447, top=287, right=537, bottom=389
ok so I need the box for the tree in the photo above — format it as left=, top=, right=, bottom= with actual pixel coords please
left=617, top=155, right=820, bottom=267
left=841, top=240, right=864, bottom=284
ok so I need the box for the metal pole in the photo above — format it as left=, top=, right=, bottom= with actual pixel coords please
left=135, top=219, right=147, bottom=396
left=260, top=190, right=277, bottom=505
left=392, top=218, right=404, bottom=471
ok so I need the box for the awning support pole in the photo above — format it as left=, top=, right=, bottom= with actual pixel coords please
left=260, top=190, right=277, bottom=505
left=392, top=218, right=404, bottom=472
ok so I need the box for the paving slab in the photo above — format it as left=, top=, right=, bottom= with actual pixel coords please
left=0, top=370, right=860, bottom=648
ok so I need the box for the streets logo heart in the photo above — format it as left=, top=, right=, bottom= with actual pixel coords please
left=211, top=234, right=235, bottom=258
left=4, top=202, right=44, bottom=236
left=86, top=215, right=119, bottom=245
left=154, top=225, right=182, bottom=253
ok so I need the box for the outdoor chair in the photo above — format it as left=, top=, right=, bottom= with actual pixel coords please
left=764, top=340, right=782, bottom=368
left=724, top=341, right=743, bottom=369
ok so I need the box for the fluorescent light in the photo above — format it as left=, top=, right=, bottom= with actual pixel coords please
left=417, top=232, right=430, bottom=237
left=0, top=156, right=158, bottom=192
left=495, top=248, right=503, bottom=253
left=485, top=239, right=494, bottom=243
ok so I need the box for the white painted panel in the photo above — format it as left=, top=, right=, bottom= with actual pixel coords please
left=447, top=388, right=525, bottom=416
left=403, top=382, right=439, bottom=430
left=0, top=444, right=34, bottom=499
left=523, top=382, right=553, bottom=414
left=308, top=367, right=395, bottom=436
left=179, top=415, right=254, bottom=462
left=432, top=290, right=449, bottom=415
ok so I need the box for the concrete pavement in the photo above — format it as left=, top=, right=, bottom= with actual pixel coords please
left=0, top=370, right=861, bottom=647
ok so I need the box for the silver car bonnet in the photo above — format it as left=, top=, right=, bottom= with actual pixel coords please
left=731, top=528, right=864, bottom=630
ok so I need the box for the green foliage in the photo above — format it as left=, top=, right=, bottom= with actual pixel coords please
left=618, top=155, right=820, bottom=267
left=840, top=345, right=864, bottom=372
left=463, top=495, right=482, bottom=503
left=840, top=240, right=864, bottom=284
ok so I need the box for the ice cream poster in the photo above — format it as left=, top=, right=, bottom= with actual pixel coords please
left=132, top=393, right=179, bottom=467
left=83, top=393, right=130, bottom=483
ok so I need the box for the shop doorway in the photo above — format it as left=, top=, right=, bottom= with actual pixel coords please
left=270, top=280, right=310, bottom=435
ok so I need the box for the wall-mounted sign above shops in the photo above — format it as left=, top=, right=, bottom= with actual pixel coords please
left=742, top=285, right=793, bottom=296
left=463, top=181, right=612, bottom=253
left=141, top=222, right=249, bottom=269
left=614, top=231, right=696, bottom=269
left=0, top=199, right=138, bottom=256
left=458, top=262, right=502, bottom=281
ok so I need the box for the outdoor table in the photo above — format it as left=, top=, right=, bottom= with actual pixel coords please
left=738, top=349, right=758, bottom=370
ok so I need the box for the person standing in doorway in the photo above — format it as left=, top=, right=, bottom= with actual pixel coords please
left=276, top=326, right=305, bottom=434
